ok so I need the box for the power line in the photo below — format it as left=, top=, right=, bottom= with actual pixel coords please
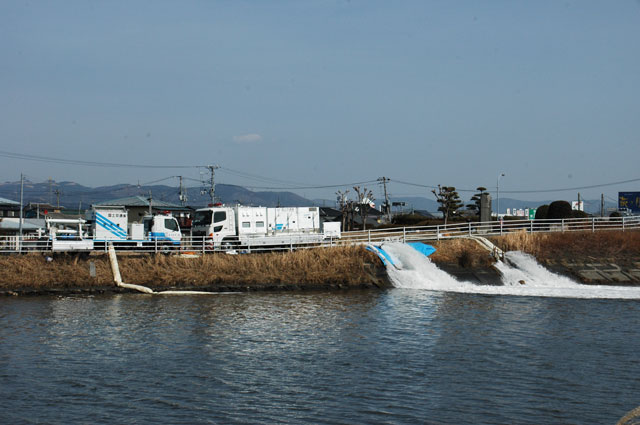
left=242, top=180, right=380, bottom=190
left=392, top=177, right=640, bottom=194
left=499, top=177, right=640, bottom=194
left=219, top=166, right=314, bottom=187
left=0, top=150, right=203, bottom=169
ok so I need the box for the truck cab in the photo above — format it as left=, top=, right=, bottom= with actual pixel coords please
left=142, top=214, right=182, bottom=244
left=192, top=207, right=237, bottom=244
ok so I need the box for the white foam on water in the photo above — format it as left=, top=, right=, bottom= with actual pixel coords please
left=381, top=242, right=640, bottom=300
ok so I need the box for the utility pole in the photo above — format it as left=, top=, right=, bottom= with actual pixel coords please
left=54, top=189, right=62, bottom=209
left=378, top=177, right=391, bottom=221
left=19, top=173, right=24, bottom=252
left=148, top=190, right=153, bottom=216
left=48, top=177, right=53, bottom=205
left=577, top=192, right=581, bottom=212
left=178, top=176, right=188, bottom=206
left=203, top=165, right=220, bottom=206
left=601, top=194, right=605, bottom=217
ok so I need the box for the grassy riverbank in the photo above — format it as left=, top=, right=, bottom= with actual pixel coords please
left=0, top=246, right=385, bottom=295
left=2, top=230, right=639, bottom=295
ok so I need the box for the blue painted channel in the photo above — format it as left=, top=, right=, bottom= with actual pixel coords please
left=366, top=242, right=436, bottom=267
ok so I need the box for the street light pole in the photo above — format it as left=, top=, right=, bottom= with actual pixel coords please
left=497, top=172, right=505, bottom=218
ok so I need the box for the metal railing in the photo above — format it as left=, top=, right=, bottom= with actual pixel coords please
left=1, top=215, right=639, bottom=254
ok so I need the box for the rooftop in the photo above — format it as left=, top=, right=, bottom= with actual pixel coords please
left=0, top=197, right=20, bottom=207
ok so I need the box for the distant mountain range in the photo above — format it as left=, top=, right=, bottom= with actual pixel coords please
left=0, top=180, right=616, bottom=214
left=0, top=180, right=311, bottom=209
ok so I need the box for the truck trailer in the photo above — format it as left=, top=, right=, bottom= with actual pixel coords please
left=191, top=205, right=341, bottom=249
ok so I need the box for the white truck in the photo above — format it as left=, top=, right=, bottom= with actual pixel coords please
left=45, top=217, right=94, bottom=252
left=191, top=205, right=341, bottom=250
left=90, top=206, right=182, bottom=248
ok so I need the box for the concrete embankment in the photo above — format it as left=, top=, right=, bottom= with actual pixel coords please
left=430, top=230, right=640, bottom=286
left=0, top=246, right=390, bottom=296
left=491, top=230, right=640, bottom=285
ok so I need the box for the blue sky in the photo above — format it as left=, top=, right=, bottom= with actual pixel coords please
left=1, top=0, right=639, bottom=204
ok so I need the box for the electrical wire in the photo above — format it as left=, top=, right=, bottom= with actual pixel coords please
left=219, top=166, right=321, bottom=187
left=2, top=148, right=636, bottom=195
left=0, top=150, right=203, bottom=169
left=240, top=180, right=380, bottom=190
left=391, top=177, right=640, bottom=194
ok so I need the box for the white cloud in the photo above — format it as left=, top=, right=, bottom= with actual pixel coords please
left=233, top=133, right=262, bottom=144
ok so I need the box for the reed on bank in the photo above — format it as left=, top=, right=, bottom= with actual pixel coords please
left=0, top=245, right=381, bottom=292
left=491, top=229, right=640, bottom=261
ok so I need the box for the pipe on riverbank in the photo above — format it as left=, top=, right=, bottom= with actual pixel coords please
left=107, top=243, right=224, bottom=295
left=108, top=243, right=154, bottom=294
left=468, top=236, right=504, bottom=261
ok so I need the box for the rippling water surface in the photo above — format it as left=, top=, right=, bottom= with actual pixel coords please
left=1, top=290, right=640, bottom=424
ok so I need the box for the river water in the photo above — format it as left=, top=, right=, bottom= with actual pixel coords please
left=1, top=289, right=640, bottom=424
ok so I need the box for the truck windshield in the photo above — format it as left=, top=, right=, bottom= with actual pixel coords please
left=164, top=218, right=179, bottom=231
left=193, top=211, right=212, bottom=226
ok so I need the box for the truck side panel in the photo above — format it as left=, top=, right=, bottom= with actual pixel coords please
left=93, top=208, right=128, bottom=240
left=236, top=206, right=268, bottom=236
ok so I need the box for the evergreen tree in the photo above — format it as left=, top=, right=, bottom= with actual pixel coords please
left=432, top=185, right=463, bottom=225
left=466, top=186, right=487, bottom=215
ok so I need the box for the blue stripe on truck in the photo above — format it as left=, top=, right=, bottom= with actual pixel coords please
left=95, top=212, right=128, bottom=239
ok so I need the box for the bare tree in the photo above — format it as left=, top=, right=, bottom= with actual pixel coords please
left=336, top=190, right=350, bottom=232
left=353, top=186, right=375, bottom=230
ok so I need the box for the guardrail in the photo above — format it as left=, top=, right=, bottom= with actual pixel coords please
left=1, top=215, right=639, bottom=254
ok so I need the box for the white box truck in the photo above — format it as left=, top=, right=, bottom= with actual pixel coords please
left=191, top=205, right=340, bottom=249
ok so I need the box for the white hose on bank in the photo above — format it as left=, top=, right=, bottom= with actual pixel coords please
left=107, top=243, right=229, bottom=295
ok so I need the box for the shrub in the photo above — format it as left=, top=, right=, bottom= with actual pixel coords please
left=392, top=213, right=427, bottom=226
left=547, top=201, right=573, bottom=220
left=610, top=211, right=622, bottom=218
left=535, top=204, right=549, bottom=220
left=572, top=210, right=589, bottom=218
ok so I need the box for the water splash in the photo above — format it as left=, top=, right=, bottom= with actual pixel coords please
left=381, top=242, right=640, bottom=299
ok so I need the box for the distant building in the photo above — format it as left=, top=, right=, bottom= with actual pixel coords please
left=0, top=197, right=20, bottom=218
left=0, top=197, right=47, bottom=236
left=0, top=218, right=45, bottom=236
left=24, top=203, right=60, bottom=219
left=319, top=207, right=342, bottom=222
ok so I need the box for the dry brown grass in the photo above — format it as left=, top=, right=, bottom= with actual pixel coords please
left=492, top=230, right=546, bottom=256
left=430, top=238, right=493, bottom=268
left=0, top=246, right=381, bottom=291
left=0, top=253, right=113, bottom=289
left=491, top=229, right=640, bottom=261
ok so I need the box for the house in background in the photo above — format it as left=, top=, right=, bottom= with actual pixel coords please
left=0, top=197, right=20, bottom=217
left=0, top=197, right=47, bottom=236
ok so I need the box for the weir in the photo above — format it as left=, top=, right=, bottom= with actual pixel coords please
left=379, top=242, right=640, bottom=300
